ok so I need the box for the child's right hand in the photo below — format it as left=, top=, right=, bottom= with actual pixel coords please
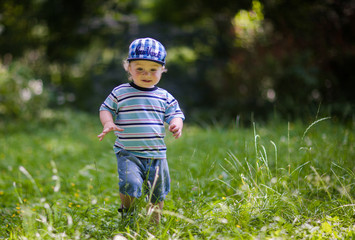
left=97, top=123, right=124, bottom=141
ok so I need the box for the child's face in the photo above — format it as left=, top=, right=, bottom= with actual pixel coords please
left=128, top=60, right=164, bottom=88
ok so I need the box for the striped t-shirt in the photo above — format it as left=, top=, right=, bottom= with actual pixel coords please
left=100, top=82, right=185, bottom=159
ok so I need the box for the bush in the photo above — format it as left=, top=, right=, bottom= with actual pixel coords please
left=0, top=61, right=48, bottom=121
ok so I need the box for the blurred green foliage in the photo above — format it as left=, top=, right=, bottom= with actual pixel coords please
left=0, top=0, right=353, bottom=122
left=0, top=61, right=48, bottom=120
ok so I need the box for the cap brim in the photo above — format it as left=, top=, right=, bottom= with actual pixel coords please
left=127, top=58, right=165, bottom=66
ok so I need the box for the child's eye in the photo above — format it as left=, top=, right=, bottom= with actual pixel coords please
left=150, top=69, right=157, bottom=72
left=136, top=68, right=143, bottom=72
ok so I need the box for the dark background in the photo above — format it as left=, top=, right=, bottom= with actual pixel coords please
left=0, top=0, right=354, bottom=124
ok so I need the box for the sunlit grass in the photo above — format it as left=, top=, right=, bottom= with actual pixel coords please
left=0, top=110, right=354, bottom=239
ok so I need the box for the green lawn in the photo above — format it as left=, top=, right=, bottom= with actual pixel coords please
left=0, top=111, right=354, bottom=239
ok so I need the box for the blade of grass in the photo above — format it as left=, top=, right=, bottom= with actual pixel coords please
left=302, top=117, right=331, bottom=141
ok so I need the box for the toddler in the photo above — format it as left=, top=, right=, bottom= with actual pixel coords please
left=98, top=37, right=185, bottom=223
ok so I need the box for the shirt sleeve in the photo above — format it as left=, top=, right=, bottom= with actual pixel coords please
left=99, top=89, right=119, bottom=117
left=164, top=92, right=185, bottom=124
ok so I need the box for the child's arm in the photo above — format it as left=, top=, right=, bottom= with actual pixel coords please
left=97, top=110, right=124, bottom=141
left=169, top=117, right=183, bottom=139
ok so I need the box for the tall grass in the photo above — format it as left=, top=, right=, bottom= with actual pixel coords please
left=0, top=110, right=354, bottom=239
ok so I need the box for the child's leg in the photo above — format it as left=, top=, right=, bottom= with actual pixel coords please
left=147, top=200, right=164, bottom=223
left=146, top=158, right=170, bottom=223
left=116, top=150, right=145, bottom=211
left=120, top=193, right=135, bottom=209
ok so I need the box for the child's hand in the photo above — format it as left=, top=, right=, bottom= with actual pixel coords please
left=169, top=118, right=183, bottom=139
left=98, top=122, right=123, bottom=141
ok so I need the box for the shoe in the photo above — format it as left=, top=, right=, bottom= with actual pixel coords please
left=118, top=205, right=135, bottom=224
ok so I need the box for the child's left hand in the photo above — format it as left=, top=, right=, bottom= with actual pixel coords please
left=169, top=118, right=183, bottom=139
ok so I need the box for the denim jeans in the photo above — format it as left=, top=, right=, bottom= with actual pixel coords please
left=116, top=149, right=170, bottom=203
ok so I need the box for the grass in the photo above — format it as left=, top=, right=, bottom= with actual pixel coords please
left=0, top=110, right=354, bottom=239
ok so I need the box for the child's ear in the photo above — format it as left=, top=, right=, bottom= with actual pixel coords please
left=127, top=64, right=133, bottom=74
left=123, top=60, right=130, bottom=72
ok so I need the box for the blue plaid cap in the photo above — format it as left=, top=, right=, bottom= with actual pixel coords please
left=127, top=38, right=166, bottom=65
